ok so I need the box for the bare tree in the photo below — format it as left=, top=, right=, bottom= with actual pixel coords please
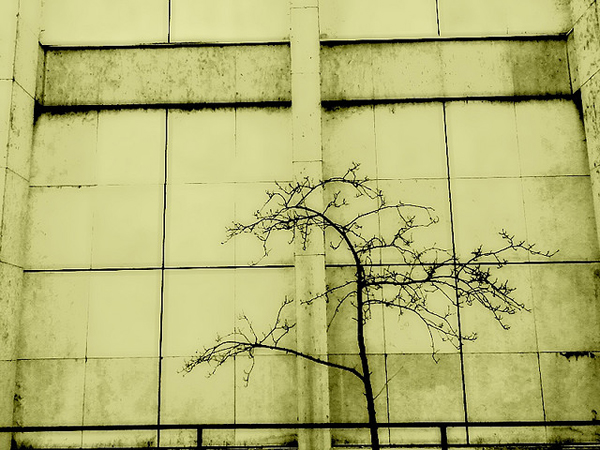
left=183, top=164, right=554, bottom=450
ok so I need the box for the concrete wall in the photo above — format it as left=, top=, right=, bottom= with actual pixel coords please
left=4, top=1, right=600, bottom=449
left=0, top=1, right=41, bottom=449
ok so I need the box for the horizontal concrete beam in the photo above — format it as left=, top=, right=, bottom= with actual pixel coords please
left=42, top=44, right=292, bottom=106
left=41, top=39, right=571, bottom=107
left=321, top=38, right=571, bottom=101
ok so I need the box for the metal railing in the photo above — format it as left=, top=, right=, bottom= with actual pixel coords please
left=2, top=420, right=599, bottom=450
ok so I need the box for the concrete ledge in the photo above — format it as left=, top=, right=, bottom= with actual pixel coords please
left=42, top=44, right=292, bottom=106
left=41, top=39, right=570, bottom=107
left=321, top=38, right=570, bottom=101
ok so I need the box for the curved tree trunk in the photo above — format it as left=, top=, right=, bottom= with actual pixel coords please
left=356, top=273, right=380, bottom=450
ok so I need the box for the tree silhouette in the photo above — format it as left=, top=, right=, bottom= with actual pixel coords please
left=183, top=163, right=554, bottom=450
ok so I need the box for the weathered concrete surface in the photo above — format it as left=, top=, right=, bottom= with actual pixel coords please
left=40, top=0, right=169, bottom=46
left=321, top=39, right=570, bottom=100
left=171, top=0, right=290, bottom=43
left=438, top=0, right=571, bottom=37
left=568, top=1, right=600, bottom=91
left=320, top=0, right=570, bottom=39
left=320, top=0, right=438, bottom=39
left=1, top=1, right=41, bottom=447
left=42, top=45, right=291, bottom=106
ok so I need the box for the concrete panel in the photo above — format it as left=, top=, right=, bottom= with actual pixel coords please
left=569, top=2, right=600, bottom=90
left=165, top=47, right=236, bottom=104
left=13, top=432, right=82, bottom=450
left=581, top=72, right=600, bottom=169
left=321, top=178, right=451, bottom=265
left=171, top=0, right=290, bottom=43
left=516, top=100, right=589, bottom=176
left=82, top=431, right=156, bottom=449
left=322, top=106, right=377, bottom=179
left=13, top=359, right=85, bottom=426
left=319, top=0, right=438, bottom=39
left=0, top=81, right=11, bottom=159
left=379, top=271, right=458, bottom=354
left=322, top=181, right=381, bottom=265
left=460, top=265, right=537, bottom=353
left=0, top=361, right=16, bottom=426
left=464, top=353, right=544, bottom=421
left=451, top=178, right=528, bottom=261
left=234, top=268, right=296, bottom=353
left=18, top=0, right=42, bottom=35
left=328, top=354, right=387, bottom=444
left=320, top=45, right=374, bottom=101
left=235, top=46, right=291, bottom=102
left=386, top=354, right=464, bottom=422
left=160, top=357, right=234, bottom=424
left=0, top=169, right=28, bottom=266
left=235, top=355, right=297, bottom=423
left=165, top=184, right=235, bottom=267
left=162, top=269, right=235, bottom=357
left=377, top=179, right=453, bottom=261
left=531, top=264, right=600, bottom=351
left=439, top=1, right=510, bottom=37
left=0, top=169, right=4, bottom=227
left=83, top=358, right=158, bottom=425
left=446, top=101, right=520, bottom=178
left=233, top=355, right=298, bottom=447
left=372, top=42, right=443, bottom=99
left=508, top=0, right=571, bottom=34
left=374, top=103, right=447, bottom=180
left=571, top=0, right=596, bottom=24
left=522, top=177, right=599, bottom=261
left=439, top=0, right=570, bottom=36
left=0, top=262, right=22, bottom=361
left=31, top=111, right=98, bottom=187
left=511, top=40, right=571, bottom=96
left=0, top=0, right=18, bottom=80
left=322, top=39, right=569, bottom=100
left=13, top=24, right=40, bottom=99
left=234, top=183, right=295, bottom=265
left=234, top=108, right=293, bottom=182
left=540, top=352, right=600, bottom=421
left=442, top=41, right=514, bottom=97
left=19, top=272, right=89, bottom=359
left=168, top=109, right=235, bottom=184
left=97, top=109, right=165, bottom=186
left=25, top=187, right=93, bottom=269
left=87, top=271, right=161, bottom=358
left=40, top=0, right=169, bottom=45
left=91, top=185, right=163, bottom=268
left=43, top=45, right=291, bottom=106
left=6, top=83, right=35, bottom=179
left=326, top=267, right=386, bottom=354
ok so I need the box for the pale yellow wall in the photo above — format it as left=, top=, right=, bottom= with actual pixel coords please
left=1, top=1, right=41, bottom=449
left=6, top=1, right=600, bottom=450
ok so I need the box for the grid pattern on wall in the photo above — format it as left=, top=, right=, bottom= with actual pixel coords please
left=18, top=98, right=600, bottom=447
left=5, top=0, right=600, bottom=448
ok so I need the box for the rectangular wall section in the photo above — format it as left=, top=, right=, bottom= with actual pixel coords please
left=319, top=0, right=571, bottom=39
left=39, top=0, right=572, bottom=46
left=13, top=2, right=600, bottom=448
left=321, top=99, right=600, bottom=445
left=321, top=38, right=570, bottom=101
left=18, top=106, right=298, bottom=448
left=41, top=45, right=291, bottom=106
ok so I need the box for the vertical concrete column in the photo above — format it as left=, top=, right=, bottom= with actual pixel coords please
left=290, top=1, right=330, bottom=449
left=0, top=0, right=41, bottom=448
left=569, top=1, right=600, bottom=246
